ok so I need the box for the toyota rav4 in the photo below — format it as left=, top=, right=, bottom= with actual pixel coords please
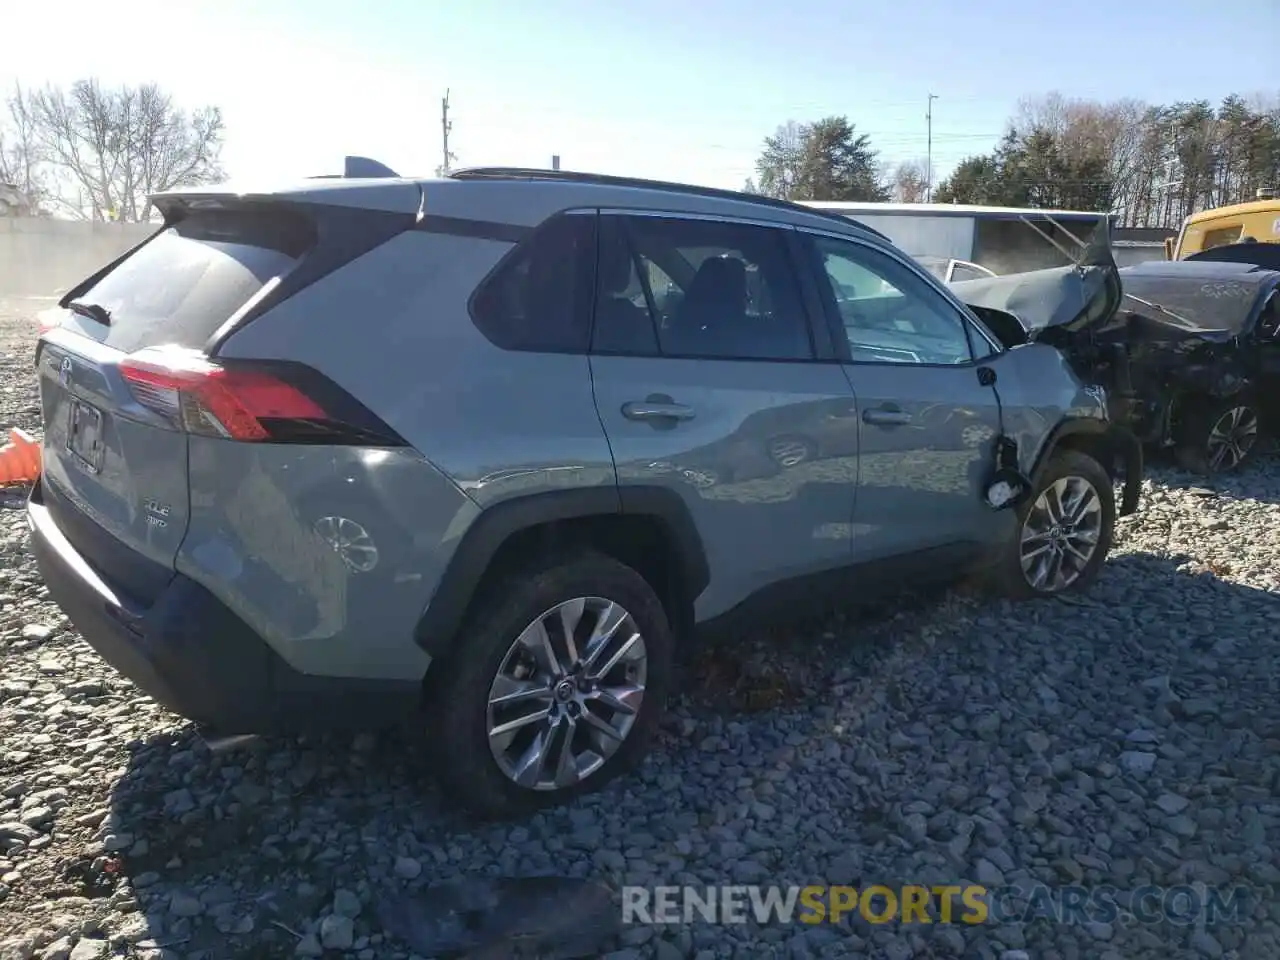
left=29, top=163, right=1142, bottom=818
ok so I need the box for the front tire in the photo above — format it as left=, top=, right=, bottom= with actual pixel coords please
left=430, top=552, right=673, bottom=820
left=1174, top=397, right=1261, bottom=475
left=990, top=450, right=1115, bottom=600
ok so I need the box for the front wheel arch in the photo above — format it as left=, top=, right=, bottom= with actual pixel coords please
left=990, top=448, right=1116, bottom=600
left=1030, top=418, right=1143, bottom=517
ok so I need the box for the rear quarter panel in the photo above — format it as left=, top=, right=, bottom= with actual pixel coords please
left=206, top=228, right=616, bottom=678
left=216, top=229, right=617, bottom=508
left=179, top=441, right=479, bottom=680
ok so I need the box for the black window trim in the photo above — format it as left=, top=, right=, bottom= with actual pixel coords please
left=796, top=227, right=1006, bottom=370
left=587, top=208, right=836, bottom=365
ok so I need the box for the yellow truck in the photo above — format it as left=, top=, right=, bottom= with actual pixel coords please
left=1169, top=188, right=1280, bottom=259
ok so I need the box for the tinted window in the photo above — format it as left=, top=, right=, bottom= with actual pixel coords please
left=592, top=217, right=660, bottom=355
left=592, top=215, right=813, bottom=361
left=814, top=236, right=973, bottom=365
left=471, top=213, right=596, bottom=353
left=78, top=207, right=315, bottom=354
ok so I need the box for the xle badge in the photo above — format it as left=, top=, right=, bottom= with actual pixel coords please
left=143, top=498, right=171, bottom=529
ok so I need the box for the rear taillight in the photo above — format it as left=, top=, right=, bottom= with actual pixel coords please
left=119, top=347, right=404, bottom=446
left=36, top=310, right=61, bottom=336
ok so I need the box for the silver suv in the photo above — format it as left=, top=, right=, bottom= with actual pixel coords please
left=29, top=164, right=1142, bottom=818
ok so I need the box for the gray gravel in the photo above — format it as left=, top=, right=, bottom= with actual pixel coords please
left=1, top=296, right=1279, bottom=959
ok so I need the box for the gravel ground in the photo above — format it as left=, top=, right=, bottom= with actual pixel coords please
left=1, top=295, right=1278, bottom=960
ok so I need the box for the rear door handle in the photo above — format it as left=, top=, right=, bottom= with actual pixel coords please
left=622, top=401, right=696, bottom=422
left=862, top=406, right=913, bottom=427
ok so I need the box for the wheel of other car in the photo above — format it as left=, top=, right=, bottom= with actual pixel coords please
left=989, top=449, right=1116, bottom=600
left=428, top=552, right=673, bottom=819
left=1174, top=397, right=1261, bottom=475
left=767, top=434, right=816, bottom=468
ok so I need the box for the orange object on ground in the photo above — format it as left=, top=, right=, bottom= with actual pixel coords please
left=0, top=428, right=41, bottom=485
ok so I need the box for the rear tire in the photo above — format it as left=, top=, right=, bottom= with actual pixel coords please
left=1174, top=397, right=1261, bottom=475
left=989, top=450, right=1115, bottom=600
left=429, top=552, right=673, bottom=820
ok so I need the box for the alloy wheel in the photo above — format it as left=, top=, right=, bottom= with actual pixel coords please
left=768, top=437, right=812, bottom=468
left=1206, top=405, right=1259, bottom=472
left=313, top=516, right=379, bottom=573
left=486, top=597, right=647, bottom=792
left=1019, top=475, right=1104, bottom=593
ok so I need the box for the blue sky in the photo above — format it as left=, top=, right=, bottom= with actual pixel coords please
left=5, top=0, right=1278, bottom=189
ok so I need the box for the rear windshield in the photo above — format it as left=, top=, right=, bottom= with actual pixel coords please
left=77, top=207, right=315, bottom=353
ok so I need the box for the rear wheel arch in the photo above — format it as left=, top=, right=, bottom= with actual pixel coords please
left=414, top=486, right=708, bottom=663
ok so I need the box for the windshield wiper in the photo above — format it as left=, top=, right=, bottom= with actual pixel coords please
left=67, top=300, right=112, bottom=326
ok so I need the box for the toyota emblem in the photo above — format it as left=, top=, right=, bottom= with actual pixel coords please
left=58, top=356, right=72, bottom=385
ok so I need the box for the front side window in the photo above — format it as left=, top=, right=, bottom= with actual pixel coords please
left=591, top=215, right=813, bottom=361
left=813, top=236, right=975, bottom=366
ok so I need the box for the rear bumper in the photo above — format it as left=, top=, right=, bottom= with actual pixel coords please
left=27, top=479, right=421, bottom=736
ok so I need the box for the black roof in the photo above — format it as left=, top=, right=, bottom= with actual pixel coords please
left=1185, top=241, right=1280, bottom=271
left=445, top=167, right=891, bottom=242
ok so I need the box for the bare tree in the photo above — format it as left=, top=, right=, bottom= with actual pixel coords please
left=25, top=79, right=224, bottom=221
left=891, top=158, right=931, bottom=202
left=0, top=82, right=47, bottom=212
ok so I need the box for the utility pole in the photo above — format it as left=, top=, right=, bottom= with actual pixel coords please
left=439, top=89, right=456, bottom=175
left=925, top=93, right=938, bottom=202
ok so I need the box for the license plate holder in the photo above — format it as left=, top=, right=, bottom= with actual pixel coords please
left=67, top=398, right=105, bottom=473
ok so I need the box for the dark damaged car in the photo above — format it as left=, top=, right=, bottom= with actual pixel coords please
left=950, top=234, right=1280, bottom=474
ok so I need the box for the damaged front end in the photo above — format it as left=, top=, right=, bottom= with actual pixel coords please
left=948, top=219, right=1128, bottom=398
left=948, top=221, right=1143, bottom=515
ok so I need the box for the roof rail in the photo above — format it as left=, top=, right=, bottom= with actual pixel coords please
left=444, top=166, right=889, bottom=241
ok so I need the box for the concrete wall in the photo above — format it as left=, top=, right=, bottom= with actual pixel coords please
left=0, top=218, right=156, bottom=298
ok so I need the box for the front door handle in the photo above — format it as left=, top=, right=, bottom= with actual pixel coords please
left=862, top=405, right=913, bottom=427
left=622, top=401, right=696, bottom=422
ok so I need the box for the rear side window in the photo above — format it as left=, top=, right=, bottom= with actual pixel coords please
left=78, top=207, right=315, bottom=354
left=591, top=214, right=813, bottom=361
left=470, top=213, right=597, bottom=353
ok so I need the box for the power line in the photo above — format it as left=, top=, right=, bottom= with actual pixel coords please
left=486, top=95, right=1003, bottom=126
left=511, top=132, right=1002, bottom=156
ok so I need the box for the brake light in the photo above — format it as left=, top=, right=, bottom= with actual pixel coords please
left=36, top=310, right=61, bottom=336
left=118, top=347, right=401, bottom=445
